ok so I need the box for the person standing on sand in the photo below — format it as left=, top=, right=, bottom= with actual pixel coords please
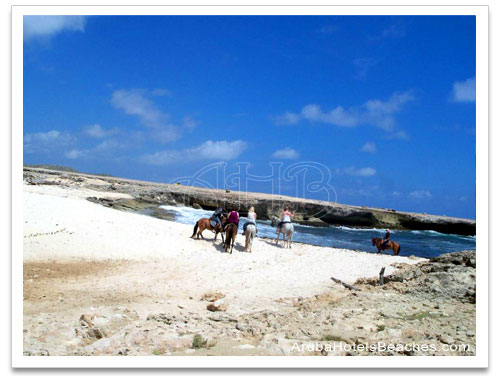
left=276, top=206, right=294, bottom=234
left=242, top=206, right=258, bottom=235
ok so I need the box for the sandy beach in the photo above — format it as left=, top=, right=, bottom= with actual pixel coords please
left=24, top=181, right=422, bottom=306
left=22, top=178, right=476, bottom=356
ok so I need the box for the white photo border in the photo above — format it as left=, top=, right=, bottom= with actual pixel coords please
left=12, top=3, right=488, bottom=368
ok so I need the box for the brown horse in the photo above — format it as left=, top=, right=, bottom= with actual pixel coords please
left=372, top=237, right=400, bottom=256
left=223, top=223, right=238, bottom=254
left=191, top=215, right=227, bottom=242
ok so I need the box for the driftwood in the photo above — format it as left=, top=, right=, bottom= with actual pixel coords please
left=330, top=277, right=360, bottom=291
left=378, top=267, right=386, bottom=286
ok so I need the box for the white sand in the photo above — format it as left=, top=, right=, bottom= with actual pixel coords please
left=23, top=183, right=423, bottom=314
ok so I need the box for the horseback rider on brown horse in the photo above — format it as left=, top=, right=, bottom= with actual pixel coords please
left=223, top=208, right=240, bottom=253
left=372, top=229, right=400, bottom=256
left=191, top=207, right=227, bottom=242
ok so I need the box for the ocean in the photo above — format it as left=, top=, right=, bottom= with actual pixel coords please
left=156, top=205, right=476, bottom=259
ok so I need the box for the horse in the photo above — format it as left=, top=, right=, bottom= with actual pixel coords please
left=372, top=237, right=400, bottom=256
left=271, top=216, right=294, bottom=248
left=276, top=222, right=294, bottom=248
left=243, top=223, right=256, bottom=252
left=191, top=215, right=227, bottom=243
left=223, top=223, right=238, bottom=253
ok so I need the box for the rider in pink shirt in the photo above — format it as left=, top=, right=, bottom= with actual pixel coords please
left=224, top=209, right=239, bottom=231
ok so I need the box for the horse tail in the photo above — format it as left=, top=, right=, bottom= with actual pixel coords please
left=191, top=221, right=199, bottom=238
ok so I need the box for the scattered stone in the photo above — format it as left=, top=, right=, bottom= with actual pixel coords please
left=201, top=292, right=226, bottom=302
left=207, top=299, right=227, bottom=312
left=438, top=334, right=454, bottom=345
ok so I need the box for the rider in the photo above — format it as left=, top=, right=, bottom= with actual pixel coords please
left=276, top=206, right=294, bottom=234
left=382, top=229, right=391, bottom=248
left=211, top=207, right=226, bottom=230
left=224, top=208, right=240, bottom=231
left=242, top=206, right=257, bottom=235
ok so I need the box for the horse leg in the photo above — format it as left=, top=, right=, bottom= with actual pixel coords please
left=245, top=235, right=249, bottom=252
left=393, top=243, right=399, bottom=256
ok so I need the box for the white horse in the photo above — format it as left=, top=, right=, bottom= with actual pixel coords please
left=243, top=223, right=256, bottom=252
left=271, top=216, right=294, bottom=248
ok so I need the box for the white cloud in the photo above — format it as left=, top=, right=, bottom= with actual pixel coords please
left=385, top=130, right=410, bottom=140
left=339, top=167, right=377, bottom=177
left=111, top=89, right=184, bottom=143
left=273, top=111, right=301, bottom=125
left=272, top=147, right=300, bottom=159
left=65, top=149, right=84, bottom=159
left=82, top=124, right=118, bottom=138
left=369, top=24, right=406, bottom=40
left=24, top=16, right=86, bottom=42
left=353, top=58, right=378, bottom=79
left=451, top=77, right=476, bottom=102
left=360, top=141, right=377, bottom=153
left=63, top=134, right=142, bottom=160
left=111, top=89, right=168, bottom=128
left=409, top=190, right=432, bottom=199
left=153, top=125, right=183, bottom=144
left=24, top=130, right=73, bottom=153
left=93, top=139, right=128, bottom=153
left=140, top=140, right=247, bottom=166
left=274, top=91, right=414, bottom=131
left=301, top=104, right=359, bottom=127
left=183, top=115, right=199, bottom=131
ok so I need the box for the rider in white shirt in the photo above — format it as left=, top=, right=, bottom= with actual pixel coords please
left=243, top=206, right=257, bottom=235
left=277, top=206, right=294, bottom=234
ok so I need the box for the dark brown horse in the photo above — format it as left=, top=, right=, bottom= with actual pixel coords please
left=372, top=237, right=400, bottom=256
left=223, top=223, right=238, bottom=253
left=191, top=215, right=227, bottom=242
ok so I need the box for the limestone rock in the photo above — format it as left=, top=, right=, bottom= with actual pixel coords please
left=207, top=298, right=228, bottom=312
left=201, top=292, right=226, bottom=302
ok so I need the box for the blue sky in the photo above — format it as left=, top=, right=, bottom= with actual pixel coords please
left=23, top=15, right=476, bottom=218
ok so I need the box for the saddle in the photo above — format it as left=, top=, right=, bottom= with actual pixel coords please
left=209, top=215, right=220, bottom=229
left=381, top=240, right=391, bottom=250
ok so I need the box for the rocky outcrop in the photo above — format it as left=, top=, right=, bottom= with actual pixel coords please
left=23, top=167, right=476, bottom=235
left=356, top=251, right=476, bottom=303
